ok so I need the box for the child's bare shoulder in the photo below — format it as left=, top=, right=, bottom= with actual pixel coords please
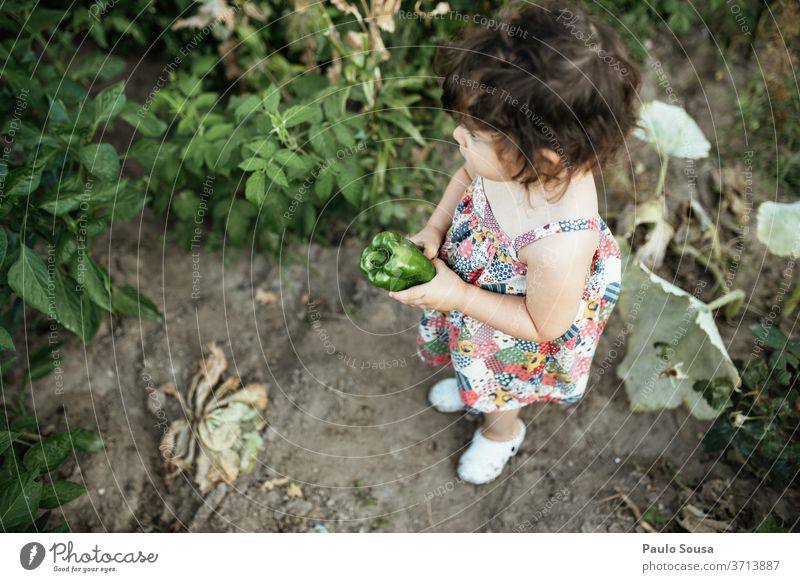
left=516, top=226, right=599, bottom=269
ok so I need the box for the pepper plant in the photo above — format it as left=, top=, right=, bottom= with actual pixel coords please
left=1, top=386, right=104, bottom=532
left=0, top=3, right=164, bottom=351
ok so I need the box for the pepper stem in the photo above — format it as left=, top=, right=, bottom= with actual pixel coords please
left=364, top=248, right=390, bottom=270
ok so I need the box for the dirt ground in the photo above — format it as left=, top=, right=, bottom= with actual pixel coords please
left=20, top=34, right=800, bottom=532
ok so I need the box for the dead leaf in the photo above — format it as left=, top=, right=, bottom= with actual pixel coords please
left=260, top=477, right=290, bottom=491
left=218, top=38, right=244, bottom=80
left=172, top=0, right=237, bottom=33
left=243, top=1, right=269, bottom=21
left=331, top=0, right=363, bottom=23
left=256, top=289, right=278, bottom=305
left=188, top=342, right=227, bottom=419
left=345, top=30, right=366, bottom=49
left=212, top=375, right=242, bottom=402
left=712, top=166, right=750, bottom=226
left=154, top=342, right=270, bottom=494
left=286, top=482, right=304, bottom=498
left=372, top=0, right=401, bottom=33
left=677, top=503, right=732, bottom=532
left=636, top=217, right=675, bottom=270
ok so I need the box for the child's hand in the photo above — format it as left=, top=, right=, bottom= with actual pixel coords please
left=407, top=225, right=445, bottom=260
left=388, top=258, right=467, bottom=312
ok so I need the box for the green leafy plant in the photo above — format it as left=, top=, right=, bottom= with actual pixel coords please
left=1, top=260, right=106, bottom=533
left=1, top=392, right=105, bottom=532
left=1, top=3, right=164, bottom=352
left=728, top=1, right=800, bottom=194
left=135, top=68, right=446, bottom=254
left=630, top=100, right=712, bottom=271
left=696, top=323, right=800, bottom=485
left=584, top=0, right=766, bottom=61
left=130, top=0, right=454, bottom=259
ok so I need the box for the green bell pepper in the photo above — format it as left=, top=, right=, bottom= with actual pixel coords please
left=359, top=230, right=436, bottom=292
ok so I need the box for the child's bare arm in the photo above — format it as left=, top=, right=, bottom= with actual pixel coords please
left=456, top=233, right=597, bottom=342
left=425, top=163, right=472, bottom=236
left=391, top=230, right=588, bottom=338
left=408, top=164, right=472, bottom=258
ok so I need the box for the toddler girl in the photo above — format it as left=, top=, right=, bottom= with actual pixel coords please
left=389, top=0, right=640, bottom=484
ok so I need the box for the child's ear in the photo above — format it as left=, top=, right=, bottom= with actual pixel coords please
left=537, top=148, right=563, bottom=174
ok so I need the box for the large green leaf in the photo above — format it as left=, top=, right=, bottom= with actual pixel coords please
left=336, top=159, right=364, bottom=206
left=0, top=431, right=19, bottom=456
left=22, top=429, right=104, bottom=476
left=119, top=102, right=167, bottom=138
left=70, top=428, right=105, bottom=453
left=8, top=245, right=52, bottom=320
left=38, top=190, right=87, bottom=216
left=380, top=110, right=426, bottom=146
left=632, top=100, right=710, bottom=159
left=0, top=472, right=42, bottom=531
left=69, top=254, right=112, bottom=313
left=23, top=434, right=74, bottom=474
left=245, top=171, right=266, bottom=206
left=3, top=165, right=43, bottom=198
left=55, top=235, right=78, bottom=265
left=91, top=81, right=126, bottom=127
left=8, top=245, right=100, bottom=341
left=244, top=138, right=278, bottom=158
left=757, top=201, right=800, bottom=258
left=0, top=326, right=13, bottom=351
left=310, top=124, right=338, bottom=157
left=261, top=84, right=280, bottom=113
left=239, top=158, right=268, bottom=172
left=38, top=481, right=88, bottom=510
left=110, top=285, right=162, bottom=321
left=272, top=149, right=313, bottom=175
left=314, top=170, right=334, bottom=201
left=263, top=162, right=288, bottom=188
left=71, top=54, right=126, bottom=81
left=234, top=95, right=262, bottom=122
left=79, top=143, right=120, bottom=181
left=281, top=104, right=322, bottom=128
left=615, top=240, right=741, bottom=420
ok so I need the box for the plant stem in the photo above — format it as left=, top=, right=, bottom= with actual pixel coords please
left=706, top=289, right=746, bottom=312
left=672, top=241, right=730, bottom=293
left=781, top=283, right=800, bottom=320
left=688, top=197, right=723, bottom=259
left=654, top=152, right=670, bottom=216
left=33, top=31, right=66, bottom=77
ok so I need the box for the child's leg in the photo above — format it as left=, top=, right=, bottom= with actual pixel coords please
left=481, top=407, right=522, bottom=441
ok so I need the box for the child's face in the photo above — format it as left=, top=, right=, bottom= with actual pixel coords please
left=453, top=123, right=509, bottom=182
left=454, top=123, right=571, bottom=186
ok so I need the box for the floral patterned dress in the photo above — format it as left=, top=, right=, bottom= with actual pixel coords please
left=416, top=175, right=622, bottom=414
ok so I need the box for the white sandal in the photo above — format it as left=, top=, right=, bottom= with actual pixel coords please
left=457, top=418, right=526, bottom=484
left=427, top=377, right=465, bottom=413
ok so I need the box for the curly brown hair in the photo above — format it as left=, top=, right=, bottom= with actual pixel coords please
left=434, top=0, right=641, bottom=202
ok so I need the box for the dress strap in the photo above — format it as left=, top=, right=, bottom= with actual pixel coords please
left=512, top=216, right=602, bottom=253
